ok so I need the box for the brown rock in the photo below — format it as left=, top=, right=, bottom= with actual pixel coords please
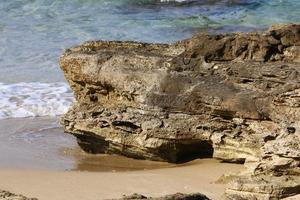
left=60, top=24, right=300, bottom=199
left=0, top=190, right=38, bottom=200
left=110, top=193, right=210, bottom=200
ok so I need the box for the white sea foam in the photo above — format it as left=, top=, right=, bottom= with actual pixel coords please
left=0, top=82, right=74, bottom=119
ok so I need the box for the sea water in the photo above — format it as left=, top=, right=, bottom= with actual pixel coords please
left=1, top=0, right=300, bottom=119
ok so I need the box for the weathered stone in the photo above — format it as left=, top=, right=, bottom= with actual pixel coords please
left=0, top=190, right=38, bottom=200
left=225, top=175, right=300, bottom=200
left=60, top=24, right=300, bottom=199
left=111, top=193, right=210, bottom=200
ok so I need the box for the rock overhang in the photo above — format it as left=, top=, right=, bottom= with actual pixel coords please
left=60, top=24, right=300, bottom=199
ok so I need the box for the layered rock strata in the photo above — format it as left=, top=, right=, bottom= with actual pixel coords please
left=60, top=24, right=300, bottom=199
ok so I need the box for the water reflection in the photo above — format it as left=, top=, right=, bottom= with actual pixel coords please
left=68, top=150, right=175, bottom=172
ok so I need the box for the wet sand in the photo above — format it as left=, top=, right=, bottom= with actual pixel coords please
left=0, top=117, right=173, bottom=172
left=0, top=117, right=244, bottom=200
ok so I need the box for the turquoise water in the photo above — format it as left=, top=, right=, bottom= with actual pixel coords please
left=0, top=0, right=300, bottom=118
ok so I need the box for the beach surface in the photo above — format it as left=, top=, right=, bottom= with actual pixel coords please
left=0, top=117, right=243, bottom=200
left=0, top=160, right=243, bottom=200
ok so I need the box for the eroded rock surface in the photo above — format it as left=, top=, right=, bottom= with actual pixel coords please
left=0, top=190, right=37, bottom=200
left=60, top=24, right=300, bottom=199
left=111, top=193, right=210, bottom=200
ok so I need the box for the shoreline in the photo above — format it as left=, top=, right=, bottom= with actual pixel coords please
left=0, top=159, right=243, bottom=200
left=0, top=117, right=175, bottom=172
left=0, top=117, right=244, bottom=199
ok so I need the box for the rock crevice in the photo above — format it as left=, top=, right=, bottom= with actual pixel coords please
left=60, top=24, right=300, bottom=199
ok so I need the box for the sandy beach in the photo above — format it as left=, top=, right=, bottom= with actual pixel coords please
left=0, top=117, right=244, bottom=200
left=1, top=1, right=300, bottom=199
left=0, top=159, right=243, bottom=200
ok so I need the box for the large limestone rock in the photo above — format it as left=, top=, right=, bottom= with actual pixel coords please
left=60, top=24, right=300, bottom=199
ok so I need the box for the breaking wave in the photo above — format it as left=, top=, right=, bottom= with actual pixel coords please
left=0, top=82, right=74, bottom=119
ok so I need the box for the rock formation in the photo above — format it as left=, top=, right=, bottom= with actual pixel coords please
left=111, top=193, right=210, bottom=200
left=0, top=190, right=37, bottom=200
left=60, top=24, right=300, bottom=199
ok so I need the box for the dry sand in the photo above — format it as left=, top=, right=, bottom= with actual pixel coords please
left=0, top=117, right=244, bottom=200
left=0, top=159, right=243, bottom=200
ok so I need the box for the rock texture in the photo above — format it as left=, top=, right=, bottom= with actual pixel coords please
left=111, top=193, right=210, bottom=200
left=60, top=24, right=300, bottom=199
left=0, top=190, right=37, bottom=200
